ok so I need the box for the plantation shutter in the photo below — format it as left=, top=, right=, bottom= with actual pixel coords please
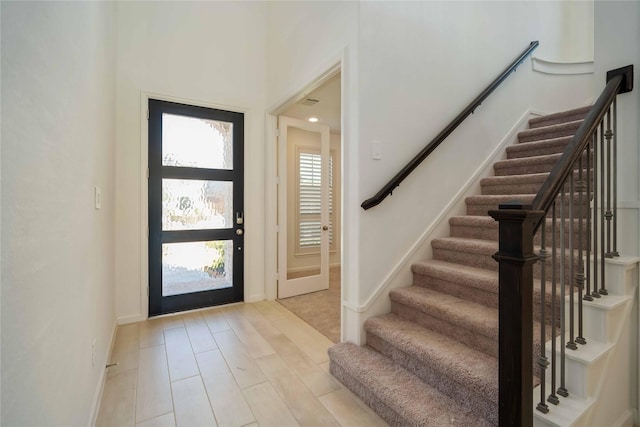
left=298, top=150, right=333, bottom=248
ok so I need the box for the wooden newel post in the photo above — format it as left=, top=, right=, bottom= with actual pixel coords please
left=489, top=203, right=544, bottom=427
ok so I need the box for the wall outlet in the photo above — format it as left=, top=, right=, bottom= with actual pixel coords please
left=91, top=338, right=97, bottom=367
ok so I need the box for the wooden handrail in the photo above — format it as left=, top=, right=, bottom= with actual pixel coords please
left=361, top=41, right=539, bottom=210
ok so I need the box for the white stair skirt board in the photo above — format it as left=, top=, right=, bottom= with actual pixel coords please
left=534, top=257, right=639, bottom=427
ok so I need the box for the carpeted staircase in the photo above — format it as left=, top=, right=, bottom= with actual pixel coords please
left=328, top=105, right=592, bottom=426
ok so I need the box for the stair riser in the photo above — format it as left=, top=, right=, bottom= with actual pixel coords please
left=529, top=110, right=590, bottom=129
left=432, top=246, right=578, bottom=282
left=328, top=360, right=409, bottom=427
left=466, top=198, right=589, bottom=217
left=565, top=298, right=628, bottom=343
left=450, top=224, right=586, bottom=249
left=366, top=332, right=499, bottom=426
left=391, top=302, right=498, bottom=357
left=506, top=138, right=573, bottom=159
left=495, top=153, right=592, bottom=177
left=413, top=272, right=497, bottom=308
left=518, top=125, right=581, bottom=143
left=481, top=181, right=545, bottom=195
left=480, top=171, right=587, bottom=195
left=543, top=343, right=607, bottom=399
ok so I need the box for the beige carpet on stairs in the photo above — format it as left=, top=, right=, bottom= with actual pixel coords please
left=277, top=266, right=341, bottom=343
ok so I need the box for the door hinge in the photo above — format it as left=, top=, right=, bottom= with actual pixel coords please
left=147, top=168, right=149, bottom=179
left=275, top=225, right=279, bottom=233
left=275, top=272, right=280, bottom=281
left=147, top=109, right=149, bottom=120
left=275, top=129, right=281, bottom=137
left=275, top=176, right=280, bottom=185
left=147, top=287, right=149, bottom=296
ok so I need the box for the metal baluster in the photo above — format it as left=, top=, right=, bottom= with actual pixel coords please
left=605, top=107, right=614, bottom=258
left=584, top=139, right=594, bottom=302
left=576, top=156, right=587, bottom=345
left=592, top=128, right=601, bottom=299
left=537, top=221, right=550, bottom=413
left=548, top=201, right=560, bottom=405
left=536, top=221, right=553, bottom=414
left=567, top=171, right=577, bottom=350
left=599, top=121, right=608, bottom=296
left=612, top=99, right=620, bottom=257
left=558, top=187, right=569, bottom=398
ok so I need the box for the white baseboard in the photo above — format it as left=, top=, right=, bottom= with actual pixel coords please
left=88, top=321, right=118, bottom=427
left=245, top=293, right=266, bottom=303
left=612, top=409, right=636, bottom=427
left=117, top=313, right=146, bottom=325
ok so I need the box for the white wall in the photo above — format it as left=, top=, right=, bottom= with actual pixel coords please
left=594, top=4, right=640, bottom=419
left=115, top=1, right=268, bottom=322
left=1, top=2, right=116, bottom=425
left=594, top=0, right=640, bottom=258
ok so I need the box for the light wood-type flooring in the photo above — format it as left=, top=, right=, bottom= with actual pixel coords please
left=96, top=301, right=387, bottom=427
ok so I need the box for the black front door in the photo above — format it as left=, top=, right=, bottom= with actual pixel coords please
left=148, top=99, right=244, bottom=316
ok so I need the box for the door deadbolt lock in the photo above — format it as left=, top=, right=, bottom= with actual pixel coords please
left=236, top=229, right=244, bottom=235
left=236, top=212, right=244, bottom=225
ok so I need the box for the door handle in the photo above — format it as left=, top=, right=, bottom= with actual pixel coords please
left=236, top=229, right=244, bottom=235
left=322, top=225, right=329, bottom=231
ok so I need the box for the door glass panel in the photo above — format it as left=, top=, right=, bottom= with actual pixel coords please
left=162, top=113, right=233, bottom=170
left=162, top=179, right=233, bottom=231
left=162, top=240, right=233, bottom=296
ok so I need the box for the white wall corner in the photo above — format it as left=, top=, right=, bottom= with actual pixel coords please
left=532, top=57, right=595, bottom=76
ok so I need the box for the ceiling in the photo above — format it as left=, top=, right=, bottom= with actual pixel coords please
left=282, top=73, right=341, bottom=133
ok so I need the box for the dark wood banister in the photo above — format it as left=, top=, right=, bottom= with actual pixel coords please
left=531, top=64, right=634, bottom=229
left=361, top=40, right=540, bottom=210
left=489, top=64, right=633, bottom=427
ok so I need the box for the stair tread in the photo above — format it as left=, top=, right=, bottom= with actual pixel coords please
left=329, top=342, right=494, bottom=427
left=506, top=135, right=573, bottom=157
left=466, top=193, right=536, bottom=203
left=517, top=119, right=583, bottom=140
left=449, top=215, right=498, bottom=228
left=413, top=259, right=498, bottom=293
left=365, top=313, right=498, bottom=400
left=494, top=152, right=562, bottom=168
left=390, top=286, right=498, bottom=339
left=432, top=236, right=497, bottom=255
left=529, top=106, right=591, bottom=128
left=481, top=172, right=549, bottom=185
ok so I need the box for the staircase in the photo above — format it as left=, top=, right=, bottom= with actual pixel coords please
left=328, top=106, right=600, bottom=426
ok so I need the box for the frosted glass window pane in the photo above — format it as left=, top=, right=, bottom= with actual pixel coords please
left=162, top=179, right=233, bottom=231
left=162, top=240, right=233, bottom=296
left=162, top=113, right=233, bottom=170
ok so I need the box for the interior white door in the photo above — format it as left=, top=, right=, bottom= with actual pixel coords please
left=278, top=116, right=330, bottom=299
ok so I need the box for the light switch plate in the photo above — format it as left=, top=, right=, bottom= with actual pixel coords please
left=95, top=186, right=102, bottom=210
left=371, top=141, right=382, bottom=160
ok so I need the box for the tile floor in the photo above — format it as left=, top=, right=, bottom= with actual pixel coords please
left=96, top=301, right=388, bottom=427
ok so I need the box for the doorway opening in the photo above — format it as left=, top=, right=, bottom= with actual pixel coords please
left=275, top=71, right=342, bottom=343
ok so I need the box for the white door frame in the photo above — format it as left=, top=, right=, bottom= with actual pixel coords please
left=264, top=62, right=341, bottom=302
